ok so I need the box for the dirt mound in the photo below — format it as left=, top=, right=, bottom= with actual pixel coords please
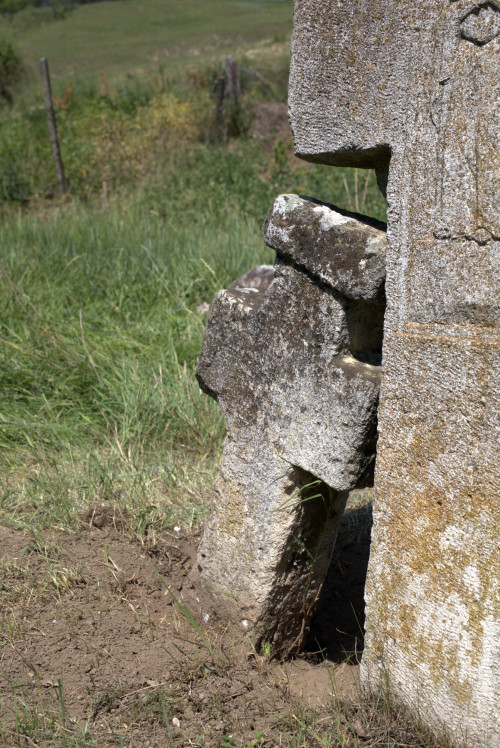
left=0, top=496, right=443, bottom=746
left=0, top=514, right=365, bottom=746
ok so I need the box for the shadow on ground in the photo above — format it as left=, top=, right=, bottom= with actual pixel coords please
left=306, top=497, right=373, bottom=663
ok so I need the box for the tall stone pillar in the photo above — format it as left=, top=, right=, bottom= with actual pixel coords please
left=289, top=1, right=499, bottom=744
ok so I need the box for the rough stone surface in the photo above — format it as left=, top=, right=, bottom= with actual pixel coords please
left=263, top=194, right=386, bottom=302
left=289, top=2, right=499, bottom=745
left=197, top=434, right=350, bottom=657
left=196, top=203, right=385, bottom=655
left=228, top=264, right=274, bottom=292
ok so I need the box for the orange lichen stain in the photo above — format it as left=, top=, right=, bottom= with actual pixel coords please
left=367, top=550, right=477, bottom=704
left=369, top=332, right=499, bottom=707
left=215, top=479, right=247, bottom=550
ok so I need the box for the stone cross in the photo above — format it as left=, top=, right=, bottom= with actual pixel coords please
left=196, top=195, right=386, bottom=656
left=289, top=1, right=499, bottom=744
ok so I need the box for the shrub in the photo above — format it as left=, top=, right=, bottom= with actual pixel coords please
left=0, top=33, right=23, bottom=103
left=0, top=0, right=32, bottom=15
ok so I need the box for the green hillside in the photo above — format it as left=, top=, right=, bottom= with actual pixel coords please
left=3, top=0, right=293, bottom=101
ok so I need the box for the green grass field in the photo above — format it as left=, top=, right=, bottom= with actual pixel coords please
left=0, top=141, right=385, bottom=532
left=3, top=0, right=293, bottom=103
left=0, top=0, right=386, bottom=628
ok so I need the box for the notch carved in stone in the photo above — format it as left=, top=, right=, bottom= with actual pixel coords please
left=460, top=2, right=500, bottom=44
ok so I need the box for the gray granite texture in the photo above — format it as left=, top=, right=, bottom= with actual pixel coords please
left=289, top=1, right=499, bottom=745
left=196, top=198, right=385, bottom=656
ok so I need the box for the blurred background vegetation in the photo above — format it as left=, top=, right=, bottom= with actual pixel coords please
left=0, top=0, right=386, bottom=535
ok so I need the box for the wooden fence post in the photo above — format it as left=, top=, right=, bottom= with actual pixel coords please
left=224, top=56, right=241, bottom=105
left=40, top=57, right=67, bottom=194
left=214, top=74, right=226, bottom=142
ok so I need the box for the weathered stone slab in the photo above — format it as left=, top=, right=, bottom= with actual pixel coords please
left=263, top=194, right=386, bottom=301
left=289, top=1, right=499, bottom=744
left=196, top=202, right=386, bottom=654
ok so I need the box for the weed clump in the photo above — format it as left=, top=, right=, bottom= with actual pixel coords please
left=0, top=32, right=23, bottom=103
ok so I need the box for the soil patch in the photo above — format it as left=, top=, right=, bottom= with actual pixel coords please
left=0, top=493, right=439, bottom=747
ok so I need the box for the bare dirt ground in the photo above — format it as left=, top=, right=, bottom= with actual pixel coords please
left=0, top=499, right=441, bottom=747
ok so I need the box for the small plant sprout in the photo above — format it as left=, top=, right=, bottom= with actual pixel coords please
left=260, top=641, right=272, bottom=658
